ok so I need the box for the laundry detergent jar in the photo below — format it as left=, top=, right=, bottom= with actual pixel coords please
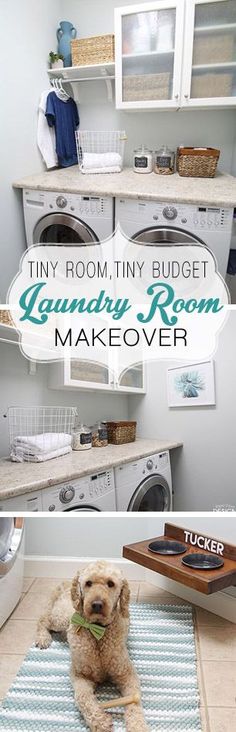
left=133, top=146, right=153, bottom=173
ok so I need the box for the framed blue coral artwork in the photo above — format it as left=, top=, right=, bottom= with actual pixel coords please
left=167, top=360, right=215, bottom=408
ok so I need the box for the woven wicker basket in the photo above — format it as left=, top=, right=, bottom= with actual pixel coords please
left=71, top=34, right=115, bottom=66
left=177, top=147, right=220, bottom=178
left=192, top=33, right=234, bottom=65
left=123, top=72, right=170, bottom=102
left=0, top=310, right=14, bottom=326
left=191, top=72, right=232, bottom=99
left=106, top=421, right=136, bottom=445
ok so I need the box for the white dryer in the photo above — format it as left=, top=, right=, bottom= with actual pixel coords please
left=23, top=189, right=114, bottom=246
left=115, top=451, right=172, bottom=512
left=116, top=197, right=233, bottom=278
left=0, top=518, right=25, bottom=628
left=42, top=469, right=116, bottom=512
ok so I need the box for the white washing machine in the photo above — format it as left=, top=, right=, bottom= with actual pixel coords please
left=116, top=198, right=233, bottom=278
left=23, top=189, right=114, bottom=246
left=115, top=451, right=172, bottom=512
left=41, top=469, right=116, bottom=512
left=0, top=518, right=25, bottom=628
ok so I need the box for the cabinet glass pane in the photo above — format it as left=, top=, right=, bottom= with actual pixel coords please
left=70, top=360, right=109, bottom=385
left=119, top=364, right=143, bottom=389
left=191, top=1, right=236, bottom=98
left=122, top=8, right=176, bottom=102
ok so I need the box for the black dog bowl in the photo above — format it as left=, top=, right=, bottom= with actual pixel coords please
left=148, top=540, right=187, bottom=556
left=182, top=553, right=224, bottom=570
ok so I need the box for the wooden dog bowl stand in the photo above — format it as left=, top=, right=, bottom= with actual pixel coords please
left=123, top=523, right=236, bottom=595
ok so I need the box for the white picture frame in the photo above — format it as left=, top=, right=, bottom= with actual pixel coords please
left=167, top=360, right=215, bottom=408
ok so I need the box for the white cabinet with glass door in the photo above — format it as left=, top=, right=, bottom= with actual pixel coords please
left=182, top=0, right=236, bottom=107
left=49, top=358, right=114, bottom=392
left=117, top=363, right=146, bottom=393
left=115, top=0, right=185, bottom=109
left=49, top=359, right=146, bottom=394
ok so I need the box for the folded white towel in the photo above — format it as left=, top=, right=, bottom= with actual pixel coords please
left=11, top=445, right=72, bottom=463
left=13, top=432, right=72, bottom=454
left=81, top=152, right=122, bottom=171
left=81, top=165, right=121, bottom=174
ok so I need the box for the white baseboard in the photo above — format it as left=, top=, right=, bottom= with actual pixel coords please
left=24, top=556, right=236, bottom=623
left=145, top=569, right=236, bottom=624
left=24, top=556, right=146, bottom=581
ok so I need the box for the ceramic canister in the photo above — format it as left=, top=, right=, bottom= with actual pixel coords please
left=57, top=21, right=77, bottom=67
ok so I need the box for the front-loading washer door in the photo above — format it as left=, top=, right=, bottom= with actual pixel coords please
left=63, top=505, right=101, bottom=512
left=33, top=213, right=99, bottom=245
left=0, top=519, right=24, bottom=576
left=128, top=475, right=171, bottom=512
left=132, top=226, right=204, bottom=247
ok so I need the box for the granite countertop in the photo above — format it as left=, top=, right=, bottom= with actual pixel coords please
left=0, top=439, right=182, bottom=499
left=13, top=167, right=236, bottom=208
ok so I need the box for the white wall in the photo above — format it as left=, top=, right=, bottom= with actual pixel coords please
left=128, top=312, right=236, bottom=511
left=63, top=0, right=236, bottom=171
left=0, top=0, right=61, bottom=300
left=0, top=342, right=128, bottom=457
left=25, top=515, right=147, bottom=557
left=25, top=514, right=236, bottom=557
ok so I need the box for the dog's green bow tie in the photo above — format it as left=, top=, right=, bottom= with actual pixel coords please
left=71, top=612, right=106, bottom=641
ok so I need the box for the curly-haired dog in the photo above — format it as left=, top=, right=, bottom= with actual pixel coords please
left=36, top=561, right=150, bottom=732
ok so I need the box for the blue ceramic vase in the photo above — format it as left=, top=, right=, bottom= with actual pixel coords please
left=57, top=21, right=77, bottom=67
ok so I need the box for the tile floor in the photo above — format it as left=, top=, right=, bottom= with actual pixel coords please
left=0, top=578, right=236, bottom=731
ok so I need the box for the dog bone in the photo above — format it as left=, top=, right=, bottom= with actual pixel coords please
left=100, top=693, right=140, bottom=709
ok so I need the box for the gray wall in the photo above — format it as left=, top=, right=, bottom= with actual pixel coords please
left=25, top=514, right=236, bottom=556
left=0, top=342, right=128, bottom=457
left=128, top=312, right=236, bottom=511
left=0, top=0, right=61, bottom=300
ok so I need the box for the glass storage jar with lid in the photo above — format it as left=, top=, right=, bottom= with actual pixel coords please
left=133, top=145, right=153, bottom=173
left=154, top=145, right=175, bottom=175
left=92, top=421, right=108, bottom=447
left=72, top=421, right=92, bottom=451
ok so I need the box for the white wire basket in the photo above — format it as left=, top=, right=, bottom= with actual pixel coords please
left=76, top=130, right=127, bottom=173
left=8, top=406, right=78, bottom=463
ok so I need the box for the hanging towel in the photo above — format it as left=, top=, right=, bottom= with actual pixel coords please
left=46, top=91, right=79, bottom=167
left=11, top=445, right=72, bottom=463
left=37, top=91, right=58, bottom=169
left=81, top=152, right=122, bottom=173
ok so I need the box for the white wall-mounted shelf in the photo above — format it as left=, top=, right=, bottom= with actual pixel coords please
left=192, top=61, right=236, bottom=71
left=194, top=22, right=236, bottom=34
left=122, top=49, right=175, bottom=60
left=48, top=63, right=115, bottom=101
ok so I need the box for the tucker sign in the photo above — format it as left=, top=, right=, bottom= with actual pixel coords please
left=184, top=530, right=225, bottom=556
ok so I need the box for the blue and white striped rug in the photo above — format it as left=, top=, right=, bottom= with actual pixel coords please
left=0, top=603, right=201, bottom=731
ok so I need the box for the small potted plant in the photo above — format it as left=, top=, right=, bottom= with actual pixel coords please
left=49, top=51, right=64, bottom=69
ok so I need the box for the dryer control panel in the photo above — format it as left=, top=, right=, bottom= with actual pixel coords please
left=41, top=470, right=115, bottom=512
left=116, top=198, right=233, bottom=232
left=23, top=189, right=113, bottom=220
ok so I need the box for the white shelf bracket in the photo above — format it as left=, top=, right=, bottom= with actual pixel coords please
left=28, top=360, right=37, bottom=376
left=100, top=67, right=113, bottom=102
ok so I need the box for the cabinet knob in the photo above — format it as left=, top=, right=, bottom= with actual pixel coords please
left=174, top=93, right=179, bottom=99
left=184, top=93, right=189, bottom=99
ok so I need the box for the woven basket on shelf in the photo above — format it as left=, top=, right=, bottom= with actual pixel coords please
left=177, top=147, right=220, bottom=178
left=0, top=310, right=14, bottom=326
left=106, top=421, right=136, bottom=445
left=192, top=33, right=234, bottom=65
left=71, top=34, right=115, bottom=66
left=123, top=72, right=170, bottom=102
left=191, top=72, right=232, bottom=99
